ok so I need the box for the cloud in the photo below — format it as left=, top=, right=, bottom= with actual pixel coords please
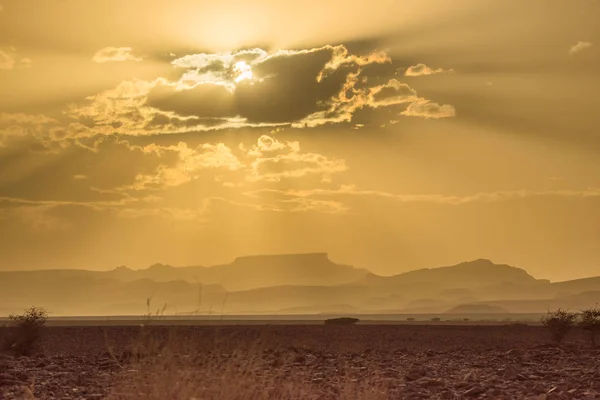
left=0, top=113, right=58, bottom=147
left=61, top=45, right=452, bottom=140
left=404, top=63, right=454, bottom=77
left=368, top=79, right=419, bottom=107
left=400, top=100, right=456, bottom=119
left=120, top=142, right=243, bottom=191
left=243, top=135, right=347, bottom=183
left=0, top=194, right=158, bottom=229
left=245, top=186, right=600, bottom=208
left=0, top=193, right=208, bottom=225
left=295, top=75, right=420, bottom=128
left=172, top=48, right=268, bottom=90
left=68, top=79, right=158, bottom=133
left=111, top=135, right=347, bottom=193
left=92, top=47, right=143, bottom=63
left=569, top=41, right=592, bottom=55
left=147, top=81, right=235, bottom=119
left=165, top=45, right=371, bottom=124
left=161, top=45, right=393, bottom=126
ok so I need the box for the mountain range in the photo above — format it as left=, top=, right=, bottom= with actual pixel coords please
left=1, top=253, right=599, bottom=316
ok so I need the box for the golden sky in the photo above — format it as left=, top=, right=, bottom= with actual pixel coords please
left=0, top=0, right=599, bottom=281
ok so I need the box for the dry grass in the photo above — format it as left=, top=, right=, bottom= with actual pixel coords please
left=106, top=325, right=392, bottom=400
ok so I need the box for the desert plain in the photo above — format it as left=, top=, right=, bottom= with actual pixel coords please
left=1, top=323, right=599, bottom=400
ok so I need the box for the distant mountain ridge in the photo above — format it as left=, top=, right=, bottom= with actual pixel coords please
left=101, top=253, right=368, bottom=291
left=357, top=259, right=541, bottom=288
left=1, top=255, right=600, bottom=316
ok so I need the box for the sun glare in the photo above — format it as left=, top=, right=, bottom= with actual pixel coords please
left=233, top=61, right=253, bottom=83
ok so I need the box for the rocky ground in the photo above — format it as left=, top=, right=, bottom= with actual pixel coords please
left=0, top=325, right=599, bottom=399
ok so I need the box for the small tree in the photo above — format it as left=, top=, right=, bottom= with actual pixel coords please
left=541, top=308, right=577, bottom=344
left=579, top=306, right=600, bottom=346
left=4, top=306, right=48, bottom=356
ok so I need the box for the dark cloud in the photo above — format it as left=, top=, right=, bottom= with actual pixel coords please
left=148, top=47, right=358, bottom=124
left=236, top=49, right=354, bottom=123
left=147, top=82, right=235, bottom=119
left=59, top=44, right=454, bottom=137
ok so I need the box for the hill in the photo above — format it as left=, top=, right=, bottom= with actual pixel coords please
left=358, top=259, right=539, bottom=288
left=2, top=256, right=600, bottom=316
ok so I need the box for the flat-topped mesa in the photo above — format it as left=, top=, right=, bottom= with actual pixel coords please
left=219, top=253, right=368, bottom=289
left=232, top=253, right=330, bottom=264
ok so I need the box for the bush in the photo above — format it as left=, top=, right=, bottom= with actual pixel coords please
left=579, top=306, right=600, bottom=346
left=3, top=306, right=48, bottom=356
left=430, top=317, right=441, bottom=322
left=541, top=309, right=577, bottom=344
left=324, top=317, right=359, bottom=326
left=406, top=317, right=415, bottom=321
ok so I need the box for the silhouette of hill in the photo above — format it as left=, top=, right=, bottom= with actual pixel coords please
left=209, top=253, right=368, bottom=290
left=102, top=253, right=367, bottom=291
left=357, top=259, right=539, bottom=288
left=1, top=255, right=600, bottom=316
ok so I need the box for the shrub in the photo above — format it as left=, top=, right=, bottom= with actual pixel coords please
left=541, top=309, right=577, bottom=344
left=579, top=306, right=600, bottom=346
left=3, top=306, right=48, bottom=356
left=430, top=317, right=441, bottom=322
left=406, top=317, right=415, bottom=321
left=324, top=317, right=359, bottom=326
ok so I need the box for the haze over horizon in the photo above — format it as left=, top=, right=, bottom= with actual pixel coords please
left=5, top=253, right=594, bottom=284
left=1, top=0, right=599, bottom=282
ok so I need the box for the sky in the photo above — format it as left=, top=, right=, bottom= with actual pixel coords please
left=0, top=0, right=599, bottom=281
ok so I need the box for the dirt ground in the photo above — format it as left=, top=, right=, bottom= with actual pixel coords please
left=1, top=324, right=599, bottom=399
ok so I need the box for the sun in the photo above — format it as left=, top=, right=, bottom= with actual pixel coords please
left=233, top=61, right=253, bottom=83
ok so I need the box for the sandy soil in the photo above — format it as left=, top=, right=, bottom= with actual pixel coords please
left=1, top=325, right=598, bottom=399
